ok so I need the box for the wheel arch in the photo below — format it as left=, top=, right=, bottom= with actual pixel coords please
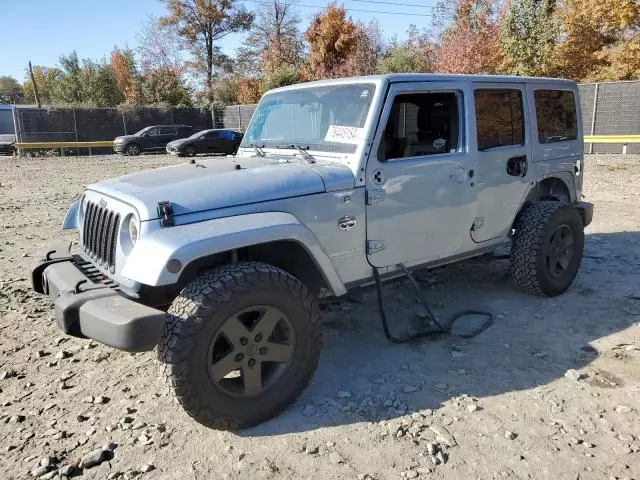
left=512, top=175, right=575, bottom=229
left=120, top=212, right=346, bottom=299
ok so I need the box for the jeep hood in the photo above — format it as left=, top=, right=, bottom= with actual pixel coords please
left=87, top=156, right=354, bottom=221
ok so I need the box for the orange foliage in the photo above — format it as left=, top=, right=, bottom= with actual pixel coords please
left=553, top=0, right=640, bottom=81
left=303, top=2, right=359, bottom=80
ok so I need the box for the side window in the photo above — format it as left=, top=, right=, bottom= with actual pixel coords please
left=159, top=127, right=174, bottom=135
left=474, top=89, right=524, bottom=150
left=378, top=92, right=460, bottom=161
left=207, top=131, right=220, bottom=139
left=146, top=127, right=160, bottom=137
left=534, top=90, right=578, bottom=143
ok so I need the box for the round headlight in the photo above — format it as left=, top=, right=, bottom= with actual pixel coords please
left=129, top=216, right=139, bottom=245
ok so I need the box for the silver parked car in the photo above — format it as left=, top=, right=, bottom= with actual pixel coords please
left=32, top=74, right=592, bottom=430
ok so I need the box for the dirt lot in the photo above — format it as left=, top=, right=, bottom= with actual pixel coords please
left=0, top=153, right=639, bottom=480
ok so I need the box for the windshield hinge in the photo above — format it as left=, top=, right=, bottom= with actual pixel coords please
left=366, top=189, right=386, bottom=205
left=366, top=240, right=386, bottom=255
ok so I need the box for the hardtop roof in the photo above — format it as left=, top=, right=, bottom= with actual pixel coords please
left=267, top=73, right=576, bottom=94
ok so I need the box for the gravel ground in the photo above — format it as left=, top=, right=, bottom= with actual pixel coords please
left=0, top=153, right=639, bottom=480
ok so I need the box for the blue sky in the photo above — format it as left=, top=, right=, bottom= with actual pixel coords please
left=3, top=0, right=441, bottom=82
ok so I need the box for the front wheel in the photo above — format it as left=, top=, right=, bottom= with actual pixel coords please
left=184, top=145, right=196, bottom=157
left=510, top=201, right=585, bottom=297
left=125, top=143, right=140, bottom=156
left=159, top=262, right=321, bottom=430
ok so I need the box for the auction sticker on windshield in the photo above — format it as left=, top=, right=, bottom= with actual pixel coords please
left=325, top=125, right=364, bottom=144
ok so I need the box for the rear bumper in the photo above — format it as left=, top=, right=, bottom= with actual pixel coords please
left=574, top=201, right=594, bottom=227
left=31, top=244, right=164, bottom=352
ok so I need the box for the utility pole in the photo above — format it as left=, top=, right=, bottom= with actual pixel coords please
left=28, top=61, right=41, bottom=108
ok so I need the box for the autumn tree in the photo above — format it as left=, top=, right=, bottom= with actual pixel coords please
left=552, top=0, right=640, bottom=81
left=303, top=2, right=359, bottom=79
left=500, top=0, right=559, bottom=76
left=433, top=0, right=505, bottom=74
left=0, top=76, right=23, bottom=103
left=22, top=66, right=61, bottom=105
left=238, top=0, right=303, bottom=76
left=142, top=68, right=193, bottom=106
left=236, top=77, right=262, bottom=104
left=349, top=20, right=385, bottom=76
left=136, top=15, right=185, bottom=73
left=378, top=25, right=435, bottom=74
left=110, top=48, right=143, bottom=103
left=160, top=0, right=253, bottom=97
left=78, top=59, right=124, bottom=107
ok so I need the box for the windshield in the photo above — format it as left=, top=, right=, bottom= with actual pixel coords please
left=241, top=83, right=376, bottom=153
left=134, top=126, right=152, bottom=136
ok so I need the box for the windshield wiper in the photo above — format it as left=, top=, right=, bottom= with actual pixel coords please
left=275, top=144, right=315, bottom=164
left=245, top=143, right=265, bottom=157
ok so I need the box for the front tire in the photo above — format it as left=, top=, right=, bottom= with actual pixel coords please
left=184, top=145, right=196, bottom=157
left=125, top=143, right=140, bottom=156
left=511, top=201, right=584, bottom=297
left=159, top=262, right=321, bottom=430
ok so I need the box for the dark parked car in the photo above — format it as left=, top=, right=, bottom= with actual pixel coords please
left=166, top=129, right=243, bottom=157
left=0, top=134, right=16, bottom=155
left=113, top=125, right=193, bottom=156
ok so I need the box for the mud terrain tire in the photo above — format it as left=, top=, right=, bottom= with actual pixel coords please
left=159, top=262, right=321, bottom=430
left=511, top=201, right=584, bottom=297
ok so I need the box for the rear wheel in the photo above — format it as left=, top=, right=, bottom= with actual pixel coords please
left=159, top=262, right=321, bottom=430
left=511, top=201, right=584, bottom=297
left=125, top=143, right=140, bottom=156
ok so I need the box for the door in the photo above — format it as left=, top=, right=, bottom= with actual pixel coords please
left=365, top=82, right=478, bottom=268
left=218, top=130, right=236, bottom=153
left=470, top=84, right=532, bottom=243
left=145, top=127, right=168, bottom=149
left=204, top=131, right=221, bottom=152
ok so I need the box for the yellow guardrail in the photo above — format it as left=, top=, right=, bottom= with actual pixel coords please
left=15, top=141, right=113, bottom=149
left=584, top=135, right=640, bottom=144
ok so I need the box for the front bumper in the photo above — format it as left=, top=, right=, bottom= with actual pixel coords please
left=574, top=201, right=594, bottom=227
left=31, top=244, right=165, bottom=352
left=166, top=146, right=181, bottom=156
left=113, top=143, right=125, bottom=153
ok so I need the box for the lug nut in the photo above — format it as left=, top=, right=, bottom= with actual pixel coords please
left=255, top=333, right=263, bottom=342
left=248, top=359, right=256, bottom=368
left=240, top=337, right=248, bottom=346
left=259, top=347, right=267, bottom=355
left=235, top=353, right=244, bottom=362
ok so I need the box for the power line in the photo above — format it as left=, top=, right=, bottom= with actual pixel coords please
left=244, top=0, right=440, bottom=17
left=351, top=0, right=442, bottom=8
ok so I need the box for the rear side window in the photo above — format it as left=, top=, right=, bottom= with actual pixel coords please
left=534, top=90, right=578, bottom=143
left=158, top=127, right=174, bottom=135
left=219, top=130, right=236, bottom=140
left=474, top=89, right=524, bottom=150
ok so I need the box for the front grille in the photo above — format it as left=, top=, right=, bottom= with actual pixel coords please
left=81, top=201, right=120, bottom=272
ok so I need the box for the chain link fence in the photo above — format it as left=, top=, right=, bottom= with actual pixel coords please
left=579, top=81, right=640, bottom=154
left=13, top=107, right=214, bottom=145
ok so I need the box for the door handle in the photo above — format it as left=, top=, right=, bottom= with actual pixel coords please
left=506, top=155, right=528, bottom=177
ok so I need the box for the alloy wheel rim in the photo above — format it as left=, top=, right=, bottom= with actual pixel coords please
left=546, top=224, right=574, bottom=278
left=207, top=305, right=295, bottom=397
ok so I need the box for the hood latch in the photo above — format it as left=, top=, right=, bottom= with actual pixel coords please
left=157, top=201, right=175, bottom=227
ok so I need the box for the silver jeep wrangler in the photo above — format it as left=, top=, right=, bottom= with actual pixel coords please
left=32, top=74, right=593, bottom=429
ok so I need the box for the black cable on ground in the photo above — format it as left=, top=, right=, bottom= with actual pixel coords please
left=373, top=264, right=493, bottom=343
